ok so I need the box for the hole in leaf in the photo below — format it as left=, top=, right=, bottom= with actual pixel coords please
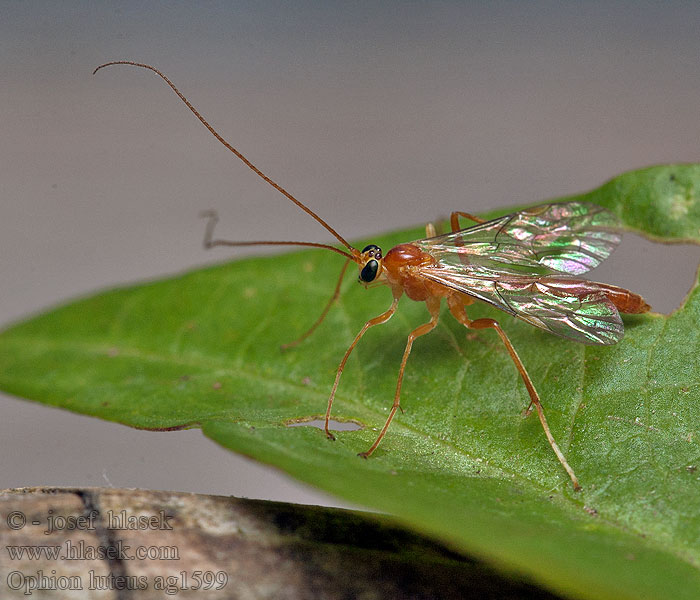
left=590, top=232, right=700, bottom=314
left=286, top=417, right=363, bottom=431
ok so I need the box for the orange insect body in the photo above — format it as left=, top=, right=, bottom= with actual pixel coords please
left=597, top=283, right=650, bottom=314
left=95, top=61, right=652, bottom=491
left=383, top=244, right=443, bottom=301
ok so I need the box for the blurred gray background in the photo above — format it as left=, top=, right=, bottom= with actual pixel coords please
left=2, top=1, right=700, bottom=507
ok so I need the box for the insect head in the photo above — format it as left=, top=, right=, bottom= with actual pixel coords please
left=359, top=244, right=383, bottom=283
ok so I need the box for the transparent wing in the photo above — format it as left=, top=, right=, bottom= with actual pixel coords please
left=420, top=267, right=624, bottom=345
left=415, top=202, right=625, bottom=344
left=418, top=201, right=621, bottom=276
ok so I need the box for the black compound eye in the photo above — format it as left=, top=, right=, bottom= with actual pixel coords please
left=361, top=244, right=382, bottom=259
left=360, top=259, right=379, bottom=283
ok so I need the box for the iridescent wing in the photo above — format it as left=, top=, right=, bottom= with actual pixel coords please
left=416, top=202, right=624, bottom=344
left=420, top=201, right=621, bottom=276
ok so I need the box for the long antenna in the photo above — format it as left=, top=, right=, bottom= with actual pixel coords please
left=93, top=60, right=357, bottom=253
left=200, top=210, right=354, bottom=260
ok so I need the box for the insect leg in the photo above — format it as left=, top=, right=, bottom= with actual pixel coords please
left=325, top=296, right=400, bottom=441
left=449, top=211, right=487, bottom=267
left=359, top=297, right=441, bottom=458
left=281, top=258, right=352, bottom=350
left=447, top=296, right=580, bottom=491
left=450, top=211, right=487, bottom=232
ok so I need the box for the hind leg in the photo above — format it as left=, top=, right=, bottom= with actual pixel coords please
left=447, top=295, right=580, bottom=491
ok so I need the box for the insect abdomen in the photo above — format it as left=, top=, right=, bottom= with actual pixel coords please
left=597, top=283, right=651, bottom=314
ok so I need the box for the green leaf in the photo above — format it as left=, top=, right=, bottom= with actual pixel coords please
left=2, top=164, right=700, bottom=599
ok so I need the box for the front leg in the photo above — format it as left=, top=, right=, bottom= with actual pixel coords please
left=282, top=257, right=352, bottom=350
left=325, top=296, right=400, bottom=440
left=360, top=296, right=442, bottom=458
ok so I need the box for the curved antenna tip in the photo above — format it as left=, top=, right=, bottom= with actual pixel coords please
left=93, top=60, right=146, bottom=76
left=93, top=61, right=118, bottom=75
